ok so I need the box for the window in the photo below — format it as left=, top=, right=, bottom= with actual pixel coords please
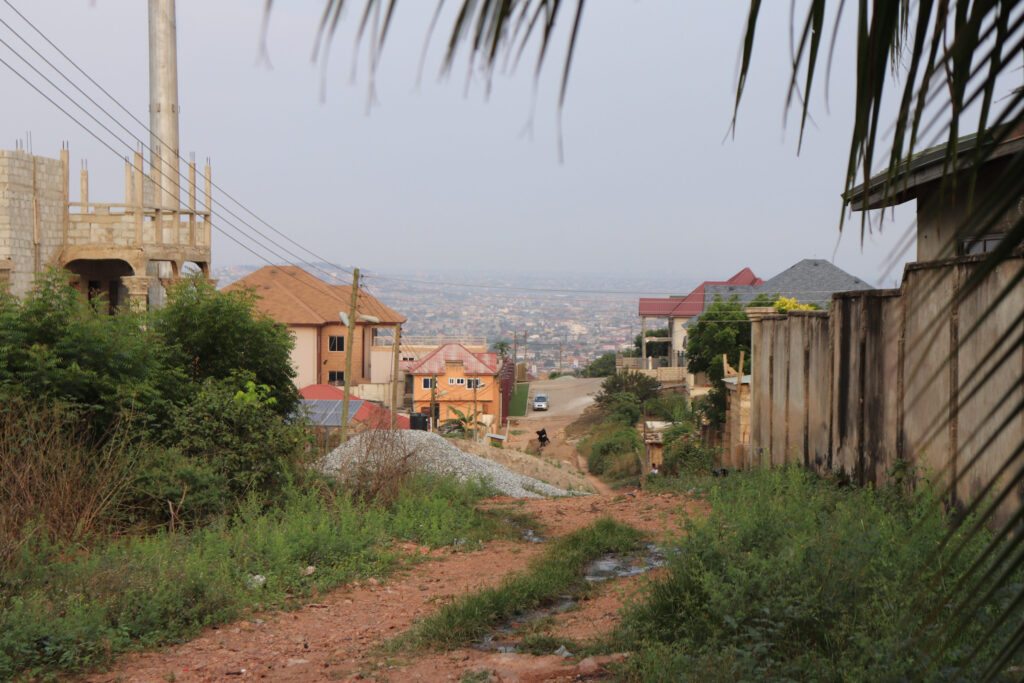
left=421, top=377, right=434, bottom=390
left=328, top=371, right=344, bottom=385
left=329, top=336, right=345, bottom=352
left=467, top=378, right=484, bottom=389
left=456, top=377, right=466, bottom=386
left=449, top=377, right=456, bottom=386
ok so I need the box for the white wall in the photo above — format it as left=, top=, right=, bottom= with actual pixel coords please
left=290, top=326, right=318, bottom=388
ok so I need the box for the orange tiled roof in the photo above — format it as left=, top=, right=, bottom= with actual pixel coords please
left=222, top=266, right=405, bottom=326
left=408, top=343, right=498, bottom=376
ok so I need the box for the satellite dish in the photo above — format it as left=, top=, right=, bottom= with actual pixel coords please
left=358, top=314, right=380, bottom=324
left=338, top=312, right=349, bottom=327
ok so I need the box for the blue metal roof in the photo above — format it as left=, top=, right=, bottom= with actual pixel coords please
left=301, top=399, right=363, bottom=427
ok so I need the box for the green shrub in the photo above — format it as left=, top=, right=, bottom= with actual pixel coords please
left=617, top=466, right=1023, bottom=681
left=645, top=394, right=692, bottom=424
left=164, top=375, right=311, bottom=503
left=607, top=391, right=641, bottom=425
left=595, top=371, right=660, bottom=406
left=661, top=438, right=715, bottom=476
left=585, top=427, right=641, bottom=477
left=661, top=422, right=694, bottom=446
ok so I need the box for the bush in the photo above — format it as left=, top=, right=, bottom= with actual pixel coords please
left=163, top=376, right=311, bottom=504
left=596, top=371, right=660, bottom=406
left=662, top=438, right=715, bottom=476
left=645, top=394, right=693, bottom=423
left=585, top=427, right=642, bottom=478
left=617, top=467, right=1023, bottom=680
left=607, top=391, right=641, bottom=425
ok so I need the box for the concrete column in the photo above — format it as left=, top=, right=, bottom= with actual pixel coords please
left=149, top=0, right=180, bottom=210
left=122, top=275, right=154, bottom=311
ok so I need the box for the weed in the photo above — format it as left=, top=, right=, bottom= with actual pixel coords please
left=615, top=466, right=1024, bottom=680
left=403, top=518, right=642, bottom=650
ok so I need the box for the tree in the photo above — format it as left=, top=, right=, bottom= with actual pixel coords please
left=596, top=371, right=660, bottom=407
left=153, top=275, right=299, bottom=417
left=631, top=328, right=670, bottom=358
left=582, top=352, right=616, bottom=378
left=685, top=295, right=750, bottom=388
left=490, top=340, right=511, bottom=359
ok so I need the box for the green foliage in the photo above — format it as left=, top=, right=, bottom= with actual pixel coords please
left=490, top=340, right=511, bottom=358
left=685, top=295, right=751, bottom=389
left=661, top=422, right=694, bottom=446
left=581, top=352, right=616, bottom=378
left=693, top=387, right=727, bottom=426
left=644, top=394, right=693, bottom=424
left=584, top=427, right=642, bottom=478
left=441, top=405, right=483, bottom=436
left=596, top=371, right=660, bottom=407
left=0, top=268, right=175, bottom=437
left=0, top=475, right=498, bottom=678
left=153, top=275, right=299, bottom=417
left=632, top=327, right=670, bottom=358
left=747, top=292, right=779, bottom=307
left=661, top=438, right=716, bottom=476
left=607, top=392, right=641, bottom=426
left=406, top=518, right=642, bottom=650
left=164, top=375, right=311, bottom=503
left=617, top=467, right=1023, bottom=681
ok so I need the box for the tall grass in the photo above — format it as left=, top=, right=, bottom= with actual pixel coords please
left=0, top=475, right=500, bottom=679
left=0, top=399, right=139, bottom=567
left=616, top=466, right=1024, bottom=681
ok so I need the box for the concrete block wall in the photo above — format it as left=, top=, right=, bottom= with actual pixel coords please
left=0, top=151, right=66, bottom=296
left=746, top=254, right=1024, bottom=525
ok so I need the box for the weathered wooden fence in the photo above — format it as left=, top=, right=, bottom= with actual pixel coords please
left=747, top=253, right=1024, bottom=523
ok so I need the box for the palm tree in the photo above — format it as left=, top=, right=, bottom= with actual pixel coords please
left=490, top=340, right=511, bottom=359
left=278, top=1, right=1024, bottom=676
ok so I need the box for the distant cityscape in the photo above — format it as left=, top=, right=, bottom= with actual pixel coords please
left=214, top=264, right=698, bottom=375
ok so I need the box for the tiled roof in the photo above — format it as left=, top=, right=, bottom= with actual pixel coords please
left=701, top=259, right=873, bottom=312
left=408, top=343, right=498, bottom=376
left=222, top=266, right=405, bottom=326
left=638, top=268, right=764, bottom=319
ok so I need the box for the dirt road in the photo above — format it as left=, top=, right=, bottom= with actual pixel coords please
left=88, top=375, right=703, bottom=682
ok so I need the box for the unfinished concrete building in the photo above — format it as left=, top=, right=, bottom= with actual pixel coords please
left=0, top=0, right=211, bottom=310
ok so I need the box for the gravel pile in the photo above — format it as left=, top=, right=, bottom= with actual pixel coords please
left=320, top=430, right=584, bottom=499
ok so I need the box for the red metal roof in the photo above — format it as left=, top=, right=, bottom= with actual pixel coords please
left=408, top=343, right=499, bottom=376
left=353, top=401, right=411, bottom=429
left=638, top=268, right=764, bottom=319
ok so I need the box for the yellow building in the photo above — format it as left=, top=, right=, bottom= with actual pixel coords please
left=410, top=343, right=500, bottom=427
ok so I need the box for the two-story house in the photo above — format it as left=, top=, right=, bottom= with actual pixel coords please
left=408, top=343, right=500, bottom=428
left=222, top=266, right=405, bottom=402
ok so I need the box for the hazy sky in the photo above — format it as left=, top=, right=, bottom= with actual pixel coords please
left=1, top=1, right=986, bottom=290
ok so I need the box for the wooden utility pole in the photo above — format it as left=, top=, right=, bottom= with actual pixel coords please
left=390, top=323, right=402, bottom=430
left=340, top=268, right=359, bottom=443
left=472, top=380, right=478, bottom=441
left=429, top=376, right=437, bottom=431
left=522, top=331, right=527, bottom=376
left=512, top=331, right=518, bottom=375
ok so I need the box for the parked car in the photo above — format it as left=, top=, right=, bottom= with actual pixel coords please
left=532, top=394, right=549, bottom=411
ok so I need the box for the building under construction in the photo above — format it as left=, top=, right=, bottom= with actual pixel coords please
left=0, top=0, right=210, bottom=310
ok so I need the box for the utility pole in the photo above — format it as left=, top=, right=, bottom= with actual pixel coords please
left=390, top=323, right=402, bottom=430
left=339, top=268, right=359, bottom=443
left=512, top=331, right=518, bottom=378
left=472, top=379, right=478, bottom=441
left=429, top=376, right=437, bottom=432
left=522, top=331, right=527, bottom=377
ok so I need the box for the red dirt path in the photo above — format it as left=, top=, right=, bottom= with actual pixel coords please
left=88, top=492, right=704, bottom=682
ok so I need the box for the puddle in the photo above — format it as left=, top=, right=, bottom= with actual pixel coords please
left=474, top=544, right=666, bottom=653
left=503, top=517, right=547, bottom=543
left=583, top=543, right=665, bottom=582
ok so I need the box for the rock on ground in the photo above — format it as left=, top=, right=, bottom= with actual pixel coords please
left=319, top=430, right=586, bottom=499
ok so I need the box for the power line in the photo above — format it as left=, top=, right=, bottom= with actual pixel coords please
left=0, top=13, right=353, bottom=290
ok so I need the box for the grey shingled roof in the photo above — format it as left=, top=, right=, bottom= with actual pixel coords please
left=696, top=259, right=874, bottom=320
